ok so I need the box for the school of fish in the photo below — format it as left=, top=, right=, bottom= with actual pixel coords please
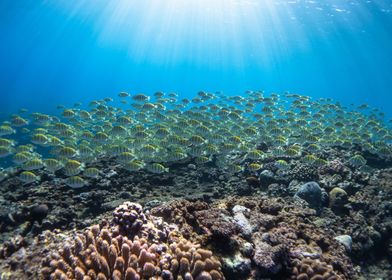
left=0, top=90, right=391, bottom=188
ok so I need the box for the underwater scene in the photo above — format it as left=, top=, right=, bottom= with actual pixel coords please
left=1, top=1, right=392, bottom=279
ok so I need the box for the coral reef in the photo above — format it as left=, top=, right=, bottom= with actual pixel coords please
left=41, top=202, right=224, bottom=280
left=1, top=148, right=392, bottom=279
left=152, top=197, right=357, bottom=279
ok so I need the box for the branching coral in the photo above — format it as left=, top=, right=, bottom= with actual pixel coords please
left=41, top=202, right=224, bottom=280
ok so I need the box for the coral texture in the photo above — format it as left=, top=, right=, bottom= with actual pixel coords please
left=290, top=257, right=342, bottom=280
left=289, top=164, right=319, bottom=182
left=41, top=202, right=224, bottom=280
left=152, top=197, right=357, bottom=279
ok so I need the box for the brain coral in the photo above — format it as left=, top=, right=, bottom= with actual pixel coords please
left=41, top=202, right=224, bottom=280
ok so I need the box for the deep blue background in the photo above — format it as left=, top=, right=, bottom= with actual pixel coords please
left=0, top=0, right=391, bottom=118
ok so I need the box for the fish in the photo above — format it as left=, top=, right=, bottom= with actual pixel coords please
left=0, top=170, right=8, bottom=182
left=0, top=89, right=390, bottom=186
left=348, top=155, right=367, bottom=167
left=22, top=158, right=45, bottom=171
left=83, top=167, right=100, bottom=178
left=123, top=160, right=144, bottom=172
left=11, top=116, right=29, bottom=127
left=132, top=94, right=150, bottom=102
left=146, top=163, right=168, bottom=173
left=0, top=125, right=16, bottom=136
left=0, top=146, right=13, bottom=158
left=65, top=176, right=87, bottom=188
left=19, top=171, right=40, bottom=184
left=226, top=164, right=243, bottom=173
left=44, top=158, right=63, bottom=173
left=118, top=92, right=130, bottom=98
left=12, top=152, right=32, bottom=164
left=63, top=160, right=84, bottom=176
left=248, top=163, right=263, bottom=172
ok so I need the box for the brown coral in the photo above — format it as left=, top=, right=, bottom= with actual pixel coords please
left=328, top=188, right=348, bottom=211
left=252, top=232, right=288, bottom=275
left=319, top=159, right=346, bottom=176
left=41, top=202, right=224, bottom=280
left=151, top=199, right=210, bottom=240
left=289, top=164, right=319, bottom=182
left=151, top=197, right=356, bottom=279
left=194, top=209, right=238, bottom=240
left=112, top=201, right=169, bottom=244
left=290, top=258, right=342, bottom=280
left=113, top=202, right=147, bottom=234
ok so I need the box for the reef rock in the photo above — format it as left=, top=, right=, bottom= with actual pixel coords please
left=294, top=181, right=324, bottom=211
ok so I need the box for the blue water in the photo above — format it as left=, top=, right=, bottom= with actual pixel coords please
left=0, top=0, right=391, bottom=117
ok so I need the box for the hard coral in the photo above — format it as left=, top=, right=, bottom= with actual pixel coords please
left=102, top=198, right=356, bottom=280
left=290, top=257, right=342, bottom=280
left=113, top=202, right=147, bottom=234
left=42, top=202, right=224, bottom=280
left=151, top=199, right=209, bottom=240
left=252, top=232, right=288, bottom=275
left=195, top=209, right=238, bottom=240
left=290, top=164, right=319, bottom=182
left=328, top=188, right=348, bottom=211
left=0, top=234, right=25, bottom=259
left=112, top=202, right=170, bottom=244
left=319, top=160, right=346, bottom=176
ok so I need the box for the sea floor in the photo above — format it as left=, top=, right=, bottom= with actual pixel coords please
left=0, top=145, right=392, bottom=279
